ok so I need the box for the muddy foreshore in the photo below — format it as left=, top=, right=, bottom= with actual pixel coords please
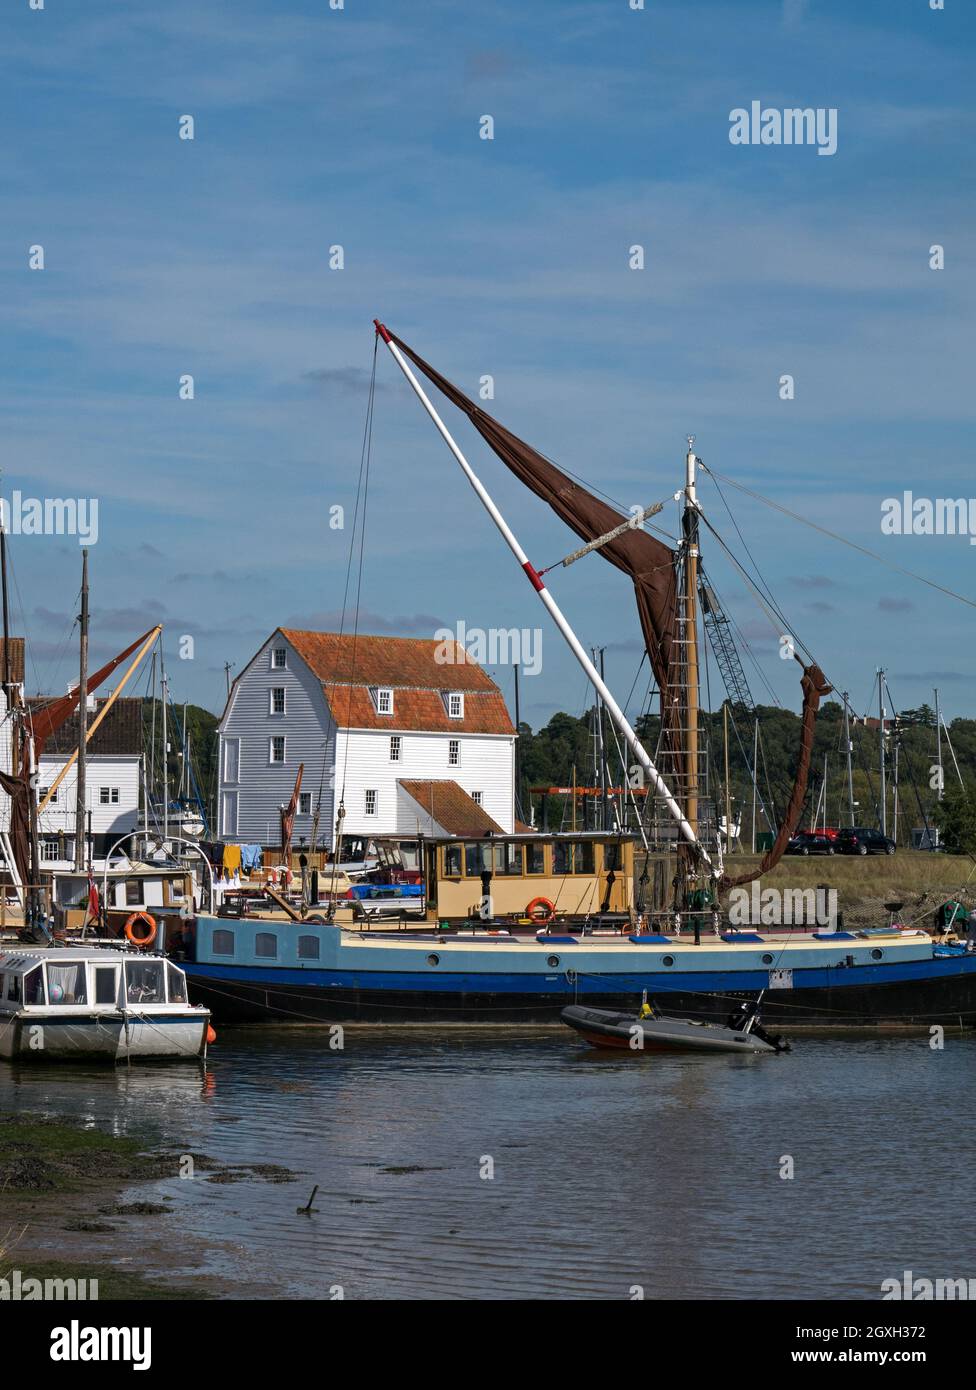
left=1, top=1111, right=300, bottom=1299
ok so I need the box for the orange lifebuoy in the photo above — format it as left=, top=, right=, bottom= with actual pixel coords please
left=526, top=896, right=556, bottom=925
left=124, top=912, right=157, bottom=948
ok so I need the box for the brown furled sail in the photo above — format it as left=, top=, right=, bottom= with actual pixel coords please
left=386, top=329, right=830, bottom=888
left=387, top=333, right=679, bottom=703
left=25, top=627, right=158, bottom=758
left=720, top=659, right=832, bottom=891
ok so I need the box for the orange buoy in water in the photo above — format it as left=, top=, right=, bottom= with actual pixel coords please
left=124, top=912, right=157, bottom=948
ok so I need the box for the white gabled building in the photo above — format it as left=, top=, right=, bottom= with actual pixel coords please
left=217, top=629, right=517, bottom=849
left=30, top=695, right=143, bottom=866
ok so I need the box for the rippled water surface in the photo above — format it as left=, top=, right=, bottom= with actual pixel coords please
left=3, top=1028, right=975, bottom=1299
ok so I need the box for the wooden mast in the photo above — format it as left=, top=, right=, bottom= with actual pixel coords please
left=682, top=439, right=701, bottom=845
left=74, top=549, right=89, bottom=870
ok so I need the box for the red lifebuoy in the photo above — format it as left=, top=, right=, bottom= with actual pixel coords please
left=526, top=896, right=556, bottom=925
left=124, top=912, right=157, bottom=948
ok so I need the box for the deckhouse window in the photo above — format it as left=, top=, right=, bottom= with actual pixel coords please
left=447, top=692, right=464, bottom=719
left=127, top=960, right=164, bottom=1003
left=213, top=929, right=235, bottom=956
left=270, top=687, right=286, bottom=715
left=167, top=964, right=188, bottom=1003
left=525, top=842, right=546, bottom=875
left=553, top=840, right=595, bottom=875
left=298, top=935, right=321, bottom=960
left=47, top=962, right=87, bottom=1006
left=448, top=739, right=460, bottom=767
left=270, top=736, right=286, bottom=764
left=255, top=932, right=278, bottom=959
left=376, top=688, right=394, bottom=716
left=272, top=647, right=287, bottom=669
left=23, top=967, right=44, bottom=1005
left=389, top=735, right=401, bottom=762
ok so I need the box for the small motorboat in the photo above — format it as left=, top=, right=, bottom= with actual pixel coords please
left=561, top=997, right=790, bottom=1055
left=0, top=947, right=213, bottom=1063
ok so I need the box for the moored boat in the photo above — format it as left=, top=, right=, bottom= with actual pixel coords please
left=560, top=1000, right=786, bottom=1053
left=0, top=947, right=212, bottom=1062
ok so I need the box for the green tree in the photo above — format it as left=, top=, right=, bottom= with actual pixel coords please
left=933, top=784, right=976, bottom=854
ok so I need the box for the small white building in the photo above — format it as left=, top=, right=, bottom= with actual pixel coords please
left=217, top=629, right=517, bottom=848
left=30, top=696, right=142, bottom=867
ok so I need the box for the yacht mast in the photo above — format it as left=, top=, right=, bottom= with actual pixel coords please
left=682, top=440, right=701, bottom=841
left=74, top=548, right=89, bottom=871
left=375, top=321, right=712, bottom=870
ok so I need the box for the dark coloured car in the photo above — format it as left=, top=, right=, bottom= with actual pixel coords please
left=836, top=827, right=896, bottom=856
left=786, top=832, right=836, bottom=856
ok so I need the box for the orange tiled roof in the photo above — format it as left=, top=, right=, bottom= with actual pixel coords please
left=398, top=780, right=504, bottom=837
left=279, top=630, right=515, bottom=735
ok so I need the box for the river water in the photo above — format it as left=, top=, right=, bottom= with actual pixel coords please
left=3, top=1028, right=974, bottom=1300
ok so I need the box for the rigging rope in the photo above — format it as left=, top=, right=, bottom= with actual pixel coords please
left=701, top=463, right=976, bottom=613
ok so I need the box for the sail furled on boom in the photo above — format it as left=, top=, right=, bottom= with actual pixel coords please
left=388, top=333, right=680, bottom=700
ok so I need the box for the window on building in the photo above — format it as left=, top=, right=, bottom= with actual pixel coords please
left=389, top=735, right=401, bottom=762
left=272, top=647, right=287, bottom=669
left=471, top=790, right=483, bottom=806
left=39, top=786, right=57, bottom=804
left=270, top=687, right=286, bottom=715
left=212, top=929, right=235, bottom=957
left=448, top=692, right=464, bottom=719
left=125, top=879, right=142, bottom=907
left=298, top=935, right=321, bottom=960
left=40, top=841, right=60, bottom=862
left=443, top=843, right=462, bottom=877
left=269, top=736, right=286, bottom=764
left=222, top=738, right=240, bottom=783
left=376, top=687, right=394, bottom=715
left=255, top=932, right=278, bottom=959
left=299, top=793, right=311, bottom=815
left=99, top=787, right=120, bottom=805
left=364, top=789, right=377, bottom=816
left=448, top=739, right=460, bottom=767
left=221, top=790, right=239, bottom=838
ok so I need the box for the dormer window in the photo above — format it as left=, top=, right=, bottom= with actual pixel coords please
left=375, top=688, right=394, bottom=716
left=447, top=692, right=464, bottom=719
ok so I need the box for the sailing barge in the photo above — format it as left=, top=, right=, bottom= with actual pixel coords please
left=169, top=322, right=976, bottom=1029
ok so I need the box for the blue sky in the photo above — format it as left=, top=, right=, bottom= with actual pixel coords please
left=2, top=0, right=973, bottom=729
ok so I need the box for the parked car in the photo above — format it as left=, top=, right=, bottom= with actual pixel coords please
left=786, top=832, right=836, bottom=856
left=836, top=827, right=896, bottom=856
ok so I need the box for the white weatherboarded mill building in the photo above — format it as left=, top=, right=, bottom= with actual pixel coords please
left=217, top=630, right=516, bottom=849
